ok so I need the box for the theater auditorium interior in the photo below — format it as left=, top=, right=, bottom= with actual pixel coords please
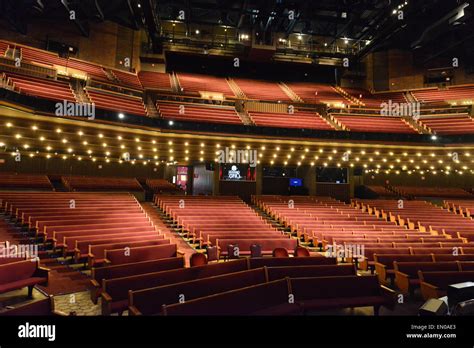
left=1, top=0, right=474, bottom=329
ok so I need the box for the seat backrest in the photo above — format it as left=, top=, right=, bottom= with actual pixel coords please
left=190, top=253, right=208, bottom=267
left=92, top=257, right=184, bottom=282
left=419, top=271, right=474, bottom=289
left=290, top=275, right=380, bottom=299
left=249, top=256, right=336, bottom=268
left=0, top=260, right=38, bottom=284
left=267, top=264, right=355, bottom=281
left=394, top=261, right=459, bottom=276
left=294, top=246, right=310, bottom=257
left=273, top=247, right=289, bottom=258
left=2, top=297, right=52, bottom=316
left=105, top=244, right=177, bottom=265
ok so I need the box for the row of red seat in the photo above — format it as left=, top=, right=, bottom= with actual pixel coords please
left=418, top=114, right=474, bottom=135
left=85, top=87, right=147, bottom=116
left=0, top=173, right=52, bottom=190
left=156, top=101, right=242, bottom=124
left=177, top=73, right=235, bottom=97
left=3, top=72, right=77, bottom=103
left=445, top=199, right=474, bottom=218
left=61, top=176, right=144, bottom=192
left=0, top=193, right=171, bottom=269
left=233, top=78, right=293, bottom=102
left=111, top=69, right=143, bottom=90
left=341, top=88, right=407, bottom=107
left=354, top=199, right=474, bottom=242
left=248, top=110, right=334, bottom=130
left=137, top=71, right=172, bottom=90
left=331, top=114, right=418, bottom=134
left=253, top=195, right=430, bottom=246
left=412, top=85, right=474, bottom=104
left=17, top=44, right=109, bottom=81
left=393, top=186, right=472, bottom=198
left=366, top=185, right=398, bottom=197
left=145, top=179, right=181, bottom=193
left=156, top=195, right=298, bottom=256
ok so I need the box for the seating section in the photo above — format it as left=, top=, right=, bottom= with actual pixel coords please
left=0, top=193, right=165, bottom=263
left=62, top=176, right=143, bottom=191
left=18, top=44, right=109, bottom=81
left=393, top=186, right=472, bottom=198
left=253, top=195, right=424, bottom=247
left=156, top=102, right=242, bottom=125
left=412, top=85, right=474, bottom=105
left=85, top=88, right=147, bottom=116
left=355, top=199, right=474, bottom=243
left=418, top=114, right=474, bottom=135
left=248, top=110, right=334, bottom=130
left=285, top=82, right=349, bottom=105
left=176, top=73, right=235, bottom=97
left=130, top=264, right=356, bottom=315
left=156, top=196, right=297, bottom=256
left=365, top=185, right=397, bottom=197
left=145, top=179, right=181, bottom=193
left=0, top=173, right=52, bottom=190
left=4, top=72, right=77, bottom=102
left=332, top=114, right=418, bottom=134
left=111, top=70, right=143, bottom=90
left=137, top=71, right=172, bottom=90
left=445, top=199, right=474, bottom=219
left=342, top=88, right=407, bottom=107
left=234, top=78, right=292, bottom=102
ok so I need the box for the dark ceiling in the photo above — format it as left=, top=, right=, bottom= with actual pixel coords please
left=1, top=0, right=473, bottom=65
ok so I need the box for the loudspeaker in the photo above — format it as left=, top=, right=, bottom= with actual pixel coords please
left=419, top=299, right=448, bottom=316
left=447, top=281, right=474, bottom=308
left=452, top=299, right=474, bottom=316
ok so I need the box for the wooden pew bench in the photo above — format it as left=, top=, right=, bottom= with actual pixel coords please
left=90, top=257, right=185, bottom=304
left=419, top=270, right=474, bottom=300
left=104, top=243, right=178, bottom=266
left=129, top=268, right=268, bottom=315
left=394, top=261, right=460, bottom=295
left=161, top=279, right=301, bottom=316
left=374, top=254, right=433, bottom=285
left=86, top=238, right=170, bottom=267
left=0, top=260, right=49, bottom=297
left=289, top=275, right=396, bottom=315
left=101, top=259, right=248, bottom=315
